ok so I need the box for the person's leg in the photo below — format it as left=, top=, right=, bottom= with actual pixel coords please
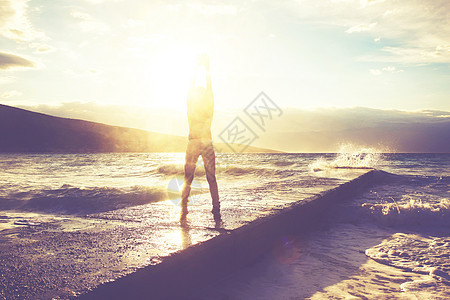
left=181, top=140, right=200, bottom=214
left=201, top=142, right=220, bottom=212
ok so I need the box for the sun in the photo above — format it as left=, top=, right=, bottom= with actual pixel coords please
left=147, top=46, right=205, bottom=110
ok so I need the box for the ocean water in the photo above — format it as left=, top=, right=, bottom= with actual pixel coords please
left=195, top=151, right=450, bottom=300
left=0, top=150, right=449, bottom=299
left=0, top=151, right=373, bottom=215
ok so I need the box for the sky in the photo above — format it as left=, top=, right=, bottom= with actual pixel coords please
left=1, top=0, right=449, bottom=110
left=0, top=0, right=449, bottom=152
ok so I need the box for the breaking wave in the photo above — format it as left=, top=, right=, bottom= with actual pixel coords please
left=361, top=197, right=450, bottom=227
left=310, top=145, right=382, bottom=172
left=0, top=185, right=167, bottom=215
left=356, top=174, right=450, bottom=228
left=156, top=163, right=283, bottom=177
left=325, top=173, right=450, bottom=229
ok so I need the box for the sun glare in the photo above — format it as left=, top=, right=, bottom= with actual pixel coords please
left=147, top=46, right=207, bottom=110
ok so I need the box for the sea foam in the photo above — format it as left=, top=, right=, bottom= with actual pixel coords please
left=309, top=145, right=382, bottom=172
left=361, top=197, right=450, bottom=227
left=1, top=185, right=167, bottom=215
left=366, top=233, right=450, bottom=296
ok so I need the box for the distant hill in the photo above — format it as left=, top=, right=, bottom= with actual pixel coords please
left=250, top=107, right=450, bottom=153
left=258, top=123, right=450, bottom=153
left=0, top=104, right=279, bottom=153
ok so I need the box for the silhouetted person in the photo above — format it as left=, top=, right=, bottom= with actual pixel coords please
left=181, top=54, right=220, bottom=220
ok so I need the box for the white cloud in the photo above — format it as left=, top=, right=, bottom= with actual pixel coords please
left=88, top=68, right=101, bottom=75
left=370, top=66, right=403, bottom=75
left=81, top=0, right=105, bottom=3
left=29, top=42, right=56, bottom=53
left=346, top=22, right=377, bottom=33
left=120, top=18, right=145, bottom=29
left=382, top=46, right=450, bottom=63
left=1, top=90, right=22, bottom=98
left=291, top=0, right=450, bottom=64
left=360, top=0, right=387, bottom=7
left=71, top=10, right=109, bottom=33
left=0, top=75, right=16, bottom=84
left=167, top=2, right=238, bottom=15
left=64, top=67, right=103, bottom=78
left=79, top=41, right=89, bottom=48
left=125, top=34, right=168, bottom=57
left=370, top=69, right=382, bottom=75
left=382, top=66, right=395, bottom=72
left=128, top=34, right=167, bottom=45
left=0, top=0, right=45, bottom=41
left=80, top=0, right=123, bottom=4
left=361, top=45, right=450, bottom=64
left=190, top=4, right=238, bottom=15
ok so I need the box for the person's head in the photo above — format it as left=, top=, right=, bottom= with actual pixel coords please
left=196, top=53, right=209, bottom=71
